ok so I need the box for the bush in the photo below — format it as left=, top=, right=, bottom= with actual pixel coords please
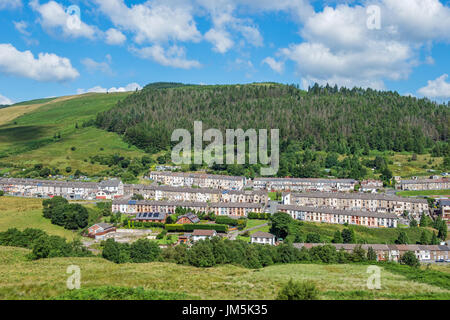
left=400, top=251, right=420, bottom=268
left=276, top=280, right=319, bottom=300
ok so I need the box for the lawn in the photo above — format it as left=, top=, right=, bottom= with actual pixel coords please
left=0, top=196, right=79, bottom=240
left=0, top=246, right=448, bottom=300
left=396, top=189, right=450, bottom=197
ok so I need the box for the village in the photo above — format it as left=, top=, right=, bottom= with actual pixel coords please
left=0, top=171, right=449, bottom=264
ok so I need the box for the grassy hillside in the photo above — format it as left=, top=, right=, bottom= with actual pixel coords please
left=0, top=92, right=148, bottom=175
left=0, top=246, right=448, bottom=300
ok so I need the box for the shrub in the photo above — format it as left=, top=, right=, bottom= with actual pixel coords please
left=400, top=251, right=420, bottom=268
left=276, top=280, right=319, bottom=300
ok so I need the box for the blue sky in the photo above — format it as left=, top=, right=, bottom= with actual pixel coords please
left=0, top=0, right=449, bottom=104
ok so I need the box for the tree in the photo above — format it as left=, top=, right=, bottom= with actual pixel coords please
left=367, top=247, right=377, bottom=261
left=395, top=231, right=409, bottom=244
left=276, top=280, right=319, bottom=300
left=409, top=219, right=417, bottom=227
left=187, top=240, right=216, bottom=267
left=400, top=251, right=420, bottom=268
left=420, top=214, right=431, bottom=227
left=431, top=232, right=439, bottom=245
left=305, top=233, right=321, bottom=243
left=419, top=231, right=429, bottom=245
left=332, top=230, right=343, bottom=243
left=269, top=212, right=292, bottom=240
left=341, top=229, right=355, bottom=243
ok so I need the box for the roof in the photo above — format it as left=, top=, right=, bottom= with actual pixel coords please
left=92, top=223, right=114, bottom=229
left=439, top=199, right=450, bottom=206
left=149, top=171, right=245, bottom=181
left=254, top=177, right=357, bottom=183
left=192, top=229, right=217, bottom=236
left=251, top=231, right=275, bottom=239
left=133, top=212, right=167, bottom=221
left=177, top=213, right=200, bottom=223
left=400, top=178, right=449, bottom=184
left=293, top=243, right=450, bottom=251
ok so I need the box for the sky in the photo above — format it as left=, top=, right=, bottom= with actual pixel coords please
left=0, top=0, right=449, bottom=104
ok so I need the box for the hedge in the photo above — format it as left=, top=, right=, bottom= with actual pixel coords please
left=165, top=224, right=228, bottom=233
left=248, top=212, right=271, bottom=219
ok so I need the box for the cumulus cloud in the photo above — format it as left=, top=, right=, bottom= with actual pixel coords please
left=262, top=57, right=284, bottom=73
left=77, top=82, right=142, bottom=94
left=130, top=44, right=201, bottom=69
left=264, top=0, right=450, bottom=89
left=0, top=93, right=13, bottom=105
left=30, top=0, right=97, bottom=39
left=13, top=21, right=30, bottom=36
left=0, top=0, right=22, bottom=10
left=93, top=0, right=201, bottom=44
left=418, top=74, right=450, bottom=99
left=0, top=43, right=79, bottom=82
left=204, top=28, right=234, bottom=53
left=81, top=55, right=113, bottom=75
left=105, top=28, right=126, bottom=45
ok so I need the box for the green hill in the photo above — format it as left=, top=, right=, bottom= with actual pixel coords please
left=0, top=246, right=449, bottom=300
left=0, top=83, right=448, bottom=179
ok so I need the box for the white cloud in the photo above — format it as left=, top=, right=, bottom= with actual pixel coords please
left=418, top=74, right=450, bottom=99
left=262, top=57, right=284, bottom=73
left=0, top=43, right=79, bottom=82
left=0, top=0, right=22, bottom=10
left=0, top=93, right=13, bottom=105
left=30, top=0, right=97, bottom=39
left=130, top=44, right=201, bottom=69
left=93, top=0, right=201, bottom=44
left=13, top=21, right=30, bottom=36
left=81, top=55, right=113, bottom=75
left=77, top=82, right=142, bottom=94
left=105, top=28, right=126, bottom=45
left=204, top=28, right=234, bottom=53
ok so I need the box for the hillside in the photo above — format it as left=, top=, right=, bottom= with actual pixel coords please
left=0, top=246, right=449, bottom=300
left=0, top=83, right=448, bottom=180
left=0, top=92, right=148, bottom=176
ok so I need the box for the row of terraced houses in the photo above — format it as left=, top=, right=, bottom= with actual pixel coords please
left=293, top=243, right=450, bottom=262
left=282, top=192, right=429, bottom=217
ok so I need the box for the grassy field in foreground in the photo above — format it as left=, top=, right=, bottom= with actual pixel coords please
left=0, top=196, right=79, bottom=240
left=0, top=246, right=449, bottom=300
left=396, top=189, right=450, bottom=197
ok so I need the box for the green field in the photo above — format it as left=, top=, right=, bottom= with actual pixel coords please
left=0, top=93, right=148, bottom=175
left=0, top=246, right=449, bottom=300
left=396, top=189, right=450, bottom=197
left=0, top=196, right=79, bottom=240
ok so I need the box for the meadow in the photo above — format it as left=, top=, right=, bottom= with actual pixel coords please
left=0, top=196, right=80, bottom=240
left=0, top=93, right=148, bottom=175
left=0, top=246, right=449, bottom=300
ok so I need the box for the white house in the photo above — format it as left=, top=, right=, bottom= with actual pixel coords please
left=250, top=231, right=275, bottom=245
left=191, top=229, right=217, bottom=242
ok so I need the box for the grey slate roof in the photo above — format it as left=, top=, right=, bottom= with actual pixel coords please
left=278, top=204, right=398, bottom=219
left=284, top=192, right=428, bottom=204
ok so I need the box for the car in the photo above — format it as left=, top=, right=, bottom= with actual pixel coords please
left=435, top=259, right=445, bottom=263
left=445, top=259, right=450, bottom=263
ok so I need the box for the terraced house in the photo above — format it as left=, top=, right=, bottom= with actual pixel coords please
left=148, top=171, right=246, bottom=190
left=397, top=178, right=450, bottom=191
left=282, top=192, right=428, bottom=217
left=124, top=184, right=268, bottom=204
left=253, top=177, right=357, bottom=192
left=293, top=243, right=450, bottom=262
left=277, top=204, right=398, bottom=228
left=112, top=200, right=264, bottom=217
left=0, top=178, right=124, bottom=200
